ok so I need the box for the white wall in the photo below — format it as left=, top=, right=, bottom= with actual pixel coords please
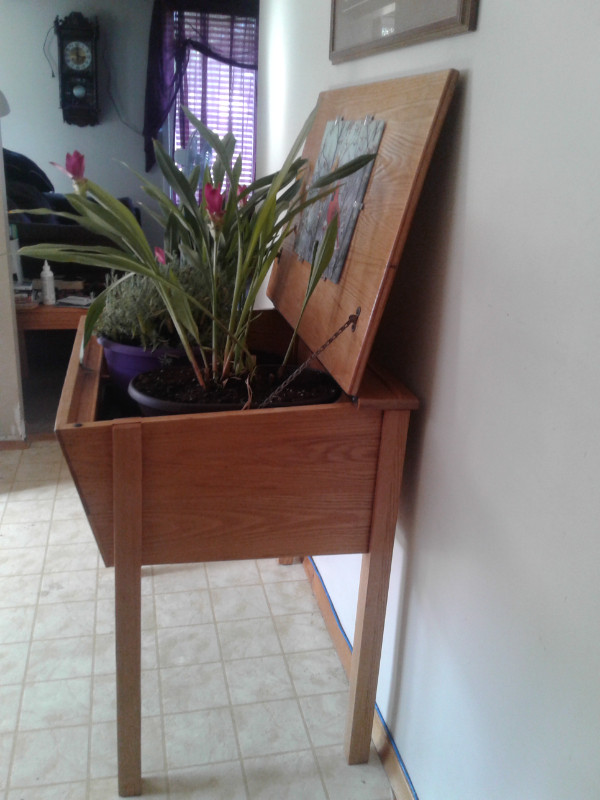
left=0, top=94, right=25, bottom=441
left=257, top=2, right=600, bottom=799
left=0, top=0, right=154, bottom=200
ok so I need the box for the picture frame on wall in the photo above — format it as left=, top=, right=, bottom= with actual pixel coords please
left=330, top=0, right=479, bottom=64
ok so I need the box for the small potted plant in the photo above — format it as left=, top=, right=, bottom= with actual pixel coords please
left=93, top=266, right=212, bottom=396
left=18, top=108, right=373, bottom=413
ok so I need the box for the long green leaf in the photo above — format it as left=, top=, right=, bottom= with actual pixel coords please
left=311, top=153, right=375, bottom=188
left=281, top=214, right=338, bottom=366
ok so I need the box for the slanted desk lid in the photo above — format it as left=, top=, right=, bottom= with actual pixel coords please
left=267, top=69, right=458, bottom=397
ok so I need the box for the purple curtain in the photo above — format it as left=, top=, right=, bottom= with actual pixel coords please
left=143, top=0, right=259, bottom=171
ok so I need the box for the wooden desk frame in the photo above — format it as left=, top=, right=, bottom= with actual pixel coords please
left=56, top=320, right=417, bottom=796
left=16, top=305, right=87, bottom=378
left=16, top=304, right=88, bottom=331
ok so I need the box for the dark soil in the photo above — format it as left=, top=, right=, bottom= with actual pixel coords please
left=130, top=364, right=341, bottom=410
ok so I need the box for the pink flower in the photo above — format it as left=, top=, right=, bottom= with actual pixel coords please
left=51, top=151, right=85, bottom=180
left=204, top=183, right=226, bottom=223
left=237, top=185, right=248, bottom=206
left=154, top=247, right=166, bottom=265
left=66, top=151, right=85, bottom=180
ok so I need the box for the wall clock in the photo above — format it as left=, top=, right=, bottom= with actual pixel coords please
left=54, top=12, right=99, bottom=126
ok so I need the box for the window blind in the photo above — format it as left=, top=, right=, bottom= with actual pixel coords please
left=174, top=12, right=257, bottom=184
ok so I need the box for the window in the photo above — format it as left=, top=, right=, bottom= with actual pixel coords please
left=143, top=0, right=259, bottom=182
left=173, top=12, right=258, bottom=185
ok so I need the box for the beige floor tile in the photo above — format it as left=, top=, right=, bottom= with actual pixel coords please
left=19, top=442, right=62, bottom=463
left=38, top=569, right=97, bottom=604
left=0, top=574, right=41, bottom=607
left=210, top=584, right=270, bottom=622
left=155, top=589, right=213, bottom=628
left=299, top=691, right=348, bottom=747
left=164, top=708, right=238, bottom=769
left=257, top=558, right=307, bottom=584
left=93, top=633, right=117, bottom=675
left=0, top=449, right=21, bottom=475
left=244, top=749, right=327, bottom=800
left=7, top=781, right=88, bottom=799
left=152, top=562, right=208, bottom=593
left=43, top=543, right=99, bottom=574
left=0, top=606, right=36, bottom=644
left=160, top=662, right=229, bottom=714
left=0, top=683, right=21, bottom=733
left=168, top=761, right=247, bottom=799
left=2, top=499, right=55, bottom=525
left=10, top=725, right=89, bottom=787
left=51, top=494, right=87, bottom=520
left=233, top=699, right=310, bottom=759
left=205, top=559, right=260, bottom=588
left=217, top=617, right=282, bottom=661
left=273, top=611, right=333, bottom=653
left=0, top=521, right=50, bottom=549
left=33, top=601, right=96, bottom=641
left=0, top=641, right=29, bottom=685
left=157, top=622, right=220, bottom=668
left=55, top=481, right=81, bottom=501
left=286, top=648, right=349, bottom=696
left=224, top=655, right=294, bottom=705
left=88, top=774, right=168, bottom=800
left=315, top=744, right=392, bottom=800
left=27, top=636, right=94, bottom=682
left=48, top=517, right=94, bottom=545
left=0, top=731, right=14, bottom=791
left=0, top=546, right=46, bottom=576
left=14, top=460, right=61, bottom=483
left=263, top=579, right=319, bottom=616
left=8, top=481, right=57, bottom=503
left=19, top=677, right=91, bottom=730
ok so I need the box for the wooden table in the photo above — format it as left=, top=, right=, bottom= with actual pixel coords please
left=16, top=304, right=88, bottom=331
left=16, top=305, right=87, bottom=378
left=57, top=318, right=418, bottom=796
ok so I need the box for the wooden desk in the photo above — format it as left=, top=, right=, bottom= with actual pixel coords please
left=16, top=305, right=88, bottom=378
left=57, top=319, right=418, bottom=796
left=16, top=304, right=88, bottom=331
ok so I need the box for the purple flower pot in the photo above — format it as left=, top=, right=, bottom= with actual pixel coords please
left=98, top=337, right=185, bottom=395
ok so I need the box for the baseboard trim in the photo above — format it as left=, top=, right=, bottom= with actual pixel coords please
left=303, top=557, right=416, bottom=800
left=0, top=440, right=28, bottom=450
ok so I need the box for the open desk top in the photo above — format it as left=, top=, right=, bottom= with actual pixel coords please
left=268, top=69, right=458, bottom=397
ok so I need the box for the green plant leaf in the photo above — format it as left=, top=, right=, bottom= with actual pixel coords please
left=311, top=152, right=375, bottom=188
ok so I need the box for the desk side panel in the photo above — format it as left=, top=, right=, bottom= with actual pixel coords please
left=139, top=403, right=382, bottom=563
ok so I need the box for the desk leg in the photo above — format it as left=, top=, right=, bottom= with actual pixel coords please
left=344, top=410, right=410, bottom=764
left=113, top=423, right=143, bottom=796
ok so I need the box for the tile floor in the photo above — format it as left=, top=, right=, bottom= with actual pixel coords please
left=0, top=440, right=394, bottom=799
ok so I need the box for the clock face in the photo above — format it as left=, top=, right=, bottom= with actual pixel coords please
left=64, top=40, right=92, bottom=71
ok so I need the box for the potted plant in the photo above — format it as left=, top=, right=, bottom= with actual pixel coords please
left=93, top=266, right=211, bottom=396
left=18, top=108, right=373, bottom=412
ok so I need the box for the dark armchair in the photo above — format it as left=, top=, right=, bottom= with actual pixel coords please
left=4, top=148, right=140, bottom=288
